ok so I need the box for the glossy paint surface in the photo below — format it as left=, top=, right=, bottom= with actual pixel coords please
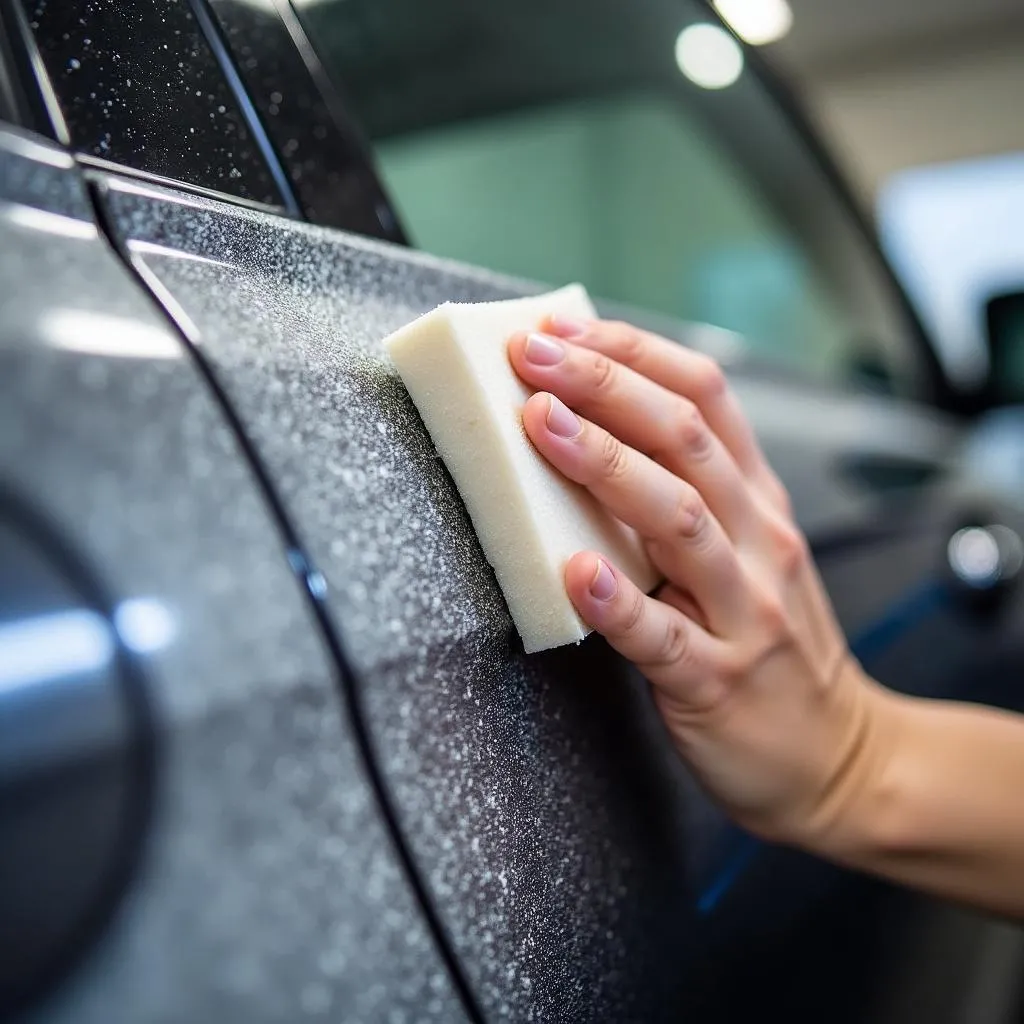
left=0, top=127, right=466, bottom=1023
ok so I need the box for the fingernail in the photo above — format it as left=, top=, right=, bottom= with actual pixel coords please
left=589, top=559, right=617, bottom=601
left=524, top=332, right=565, bottom=365
left=547, top=315, right=586, bottom=339
left=545, top=394, right=582, bottom=438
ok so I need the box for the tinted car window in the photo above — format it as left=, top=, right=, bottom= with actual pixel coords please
left=22, top=0, right=284, bottom=206
left=301, top=0, right=928, bottom=396
left=206, top=0, right=401, bottom=238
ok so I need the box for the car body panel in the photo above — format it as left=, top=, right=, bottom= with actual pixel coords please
left=0, top=126, right=466, bottom=1024
left=93, top=170, right=703, bottom=1022
left=90, top=168, right=1024, bottom=1021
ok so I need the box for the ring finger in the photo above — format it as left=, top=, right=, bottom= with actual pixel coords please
left=523, top=391, right=749, bottom=634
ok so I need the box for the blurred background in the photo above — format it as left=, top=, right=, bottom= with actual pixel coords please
left=305, top=0, right=1024, bottom=400
left=772, top=0, right=1024, bottom=389
left=772, top=0, right=1024, bottom=200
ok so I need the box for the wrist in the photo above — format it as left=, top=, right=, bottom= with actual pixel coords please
left=790, top=663, right=912, bottom=864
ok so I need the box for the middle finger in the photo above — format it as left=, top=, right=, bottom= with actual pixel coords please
left=509, top=330, right=755, bottom=541
left=521, top=391, right=750, bottom=635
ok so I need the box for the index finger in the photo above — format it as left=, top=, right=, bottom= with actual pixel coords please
left=542, top=316, right=786, bottom=509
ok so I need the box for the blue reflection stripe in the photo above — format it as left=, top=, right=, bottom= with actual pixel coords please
left=0, top=608, right=113, bottom=694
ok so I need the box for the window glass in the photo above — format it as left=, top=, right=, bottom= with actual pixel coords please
left=300, top=0, right=928, bottom=396
left=206, top=0, right=400, bottom=238
left=378, top=93, right=852, bottom=380
left=24, top=0, right=283, bottom=206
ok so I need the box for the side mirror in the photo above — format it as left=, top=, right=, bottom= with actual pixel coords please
left=983, top=290, right=1024, bottom=408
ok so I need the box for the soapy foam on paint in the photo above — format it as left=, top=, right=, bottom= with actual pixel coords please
left=384, top=284, right=658, bottom=653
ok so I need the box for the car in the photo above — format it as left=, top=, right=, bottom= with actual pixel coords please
left=2, top=1, right=1023, bottom=1021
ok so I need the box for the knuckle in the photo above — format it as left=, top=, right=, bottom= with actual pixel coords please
left=768, top=519, right=808, bottom=577
left=590, top=353, right=616, bottom=394
left=718, top=648, right=750, bottom=688
left=655, top=618, right=691, bottom=668
left=604, top=321, right=645, bottom=365
left=598, top=430, right=631, bottom=480
left=671, top=487, right=706, bottom=540
left=755, top=591, right=789, bottom=637
left=674, top=401, right=712, bottom=461
left=691, top=354, right=727, bottom=402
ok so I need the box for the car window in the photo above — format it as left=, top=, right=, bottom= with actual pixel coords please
left=20, top=0, right=287, bottom=207
left=204, top=0, right=404, bottom=239
left=298, top=0, right=930, bottom=398
left=378, top=93, right=854, bottom=380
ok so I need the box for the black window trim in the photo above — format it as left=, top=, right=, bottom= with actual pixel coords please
left=3, top=0, right=298, bottom=216
left=0, top=0, right=69, bottom=143
left=76, top=153, right=288, bottom=217
left=3, top=0, right=407, bottom=241
left=187, top=0, right=301, bottom=217
left=206, top=0, right=407, bottom=242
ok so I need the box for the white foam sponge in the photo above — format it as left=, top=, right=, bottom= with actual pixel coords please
left=384, top=283, right=658, bottom=653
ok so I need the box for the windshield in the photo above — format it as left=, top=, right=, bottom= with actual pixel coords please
left=299, top=0, right=930, bottom=398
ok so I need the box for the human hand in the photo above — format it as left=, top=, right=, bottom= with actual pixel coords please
left=508, top=317, right=901, bottom=852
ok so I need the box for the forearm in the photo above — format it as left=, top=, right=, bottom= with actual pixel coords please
left=825, top=686, right=1024, bottom=918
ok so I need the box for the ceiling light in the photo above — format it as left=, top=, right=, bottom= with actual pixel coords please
left=674, top=24, right=744, bottom=90
left=712, top=0, right=793, bottom=46
left=114, top=598, right=177, bottom=654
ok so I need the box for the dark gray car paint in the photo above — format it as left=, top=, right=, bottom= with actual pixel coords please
left=94, top=172, right=705, bottom=1023
left=90, top=170, right=1024, bottom=1022
left=0, top=127, right=466, bottom=1024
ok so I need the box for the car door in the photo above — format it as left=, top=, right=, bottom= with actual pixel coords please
left=0, top=122, right=471, bottom=1023
left=6, top=1, right=1024, bottom=1022
left=0, top=13, right=471, bottom=1024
